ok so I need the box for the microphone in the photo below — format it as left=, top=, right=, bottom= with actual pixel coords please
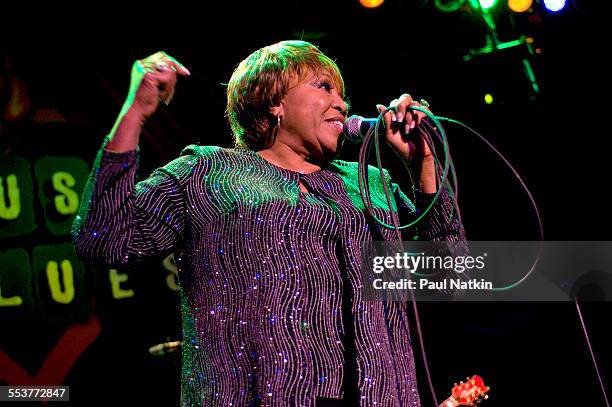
left=344, top=106, right=430, bottom=142
left=343, top=115, right=380, bottom=143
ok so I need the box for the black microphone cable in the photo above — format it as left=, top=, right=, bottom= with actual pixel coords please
left=355, top=106, right=453, bottom=407
left=353, top=104, right=546, bottom=406
left=433, top=117, right=608, bottom=407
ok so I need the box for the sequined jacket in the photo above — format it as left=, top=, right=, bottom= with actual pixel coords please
left=72, top=136, right=464, bottom=406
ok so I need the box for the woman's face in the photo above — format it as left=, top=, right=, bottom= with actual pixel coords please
left=276, top=70, right=348, bottom=162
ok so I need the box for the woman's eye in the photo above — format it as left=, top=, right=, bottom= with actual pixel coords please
left=318, top=81, right=333, bottom=91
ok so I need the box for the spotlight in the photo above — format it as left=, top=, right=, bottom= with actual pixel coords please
left=479, top=0, right=497, bottom=10
left=359, top=0, right=384, bottom=8
left=543, top=0, right=566, bottom=12
left=508, top=0, right=532, bottom=12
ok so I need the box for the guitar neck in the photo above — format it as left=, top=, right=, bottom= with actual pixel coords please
left=439, top=397, right=461, bottom=407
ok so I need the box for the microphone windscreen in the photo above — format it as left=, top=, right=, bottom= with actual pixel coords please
left=343, top=115, right=365, bottom=143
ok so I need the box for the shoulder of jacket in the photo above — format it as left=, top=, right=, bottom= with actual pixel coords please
left=179, top=144, right=223, bottom=158
left=331, top=159, right=391, bottom=180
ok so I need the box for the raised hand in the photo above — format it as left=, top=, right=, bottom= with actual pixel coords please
left=124, top=51, right=190, bottom=121
left=106, top=51, right=190, bottom=153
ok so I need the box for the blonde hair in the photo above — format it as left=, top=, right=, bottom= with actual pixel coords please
left=226, top=40, right=345, bottom=150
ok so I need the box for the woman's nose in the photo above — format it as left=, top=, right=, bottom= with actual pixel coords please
left=332, top=93, right=348, bottom=115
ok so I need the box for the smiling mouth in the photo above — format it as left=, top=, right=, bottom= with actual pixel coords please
left=326, top=120, right=344, bottom=131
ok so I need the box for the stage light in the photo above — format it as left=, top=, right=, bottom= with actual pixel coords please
left=479, top=0, right=497, bottom=10
left=484, top=94, right=494, bottom=104
left=543, top=0, right=566, bottom=12
left=359, top=0, right=384, bottom=8
left=508, top=0, right=532, bottom=12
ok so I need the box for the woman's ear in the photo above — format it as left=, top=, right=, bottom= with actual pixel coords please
left=269, top=104, right=283, bottom=118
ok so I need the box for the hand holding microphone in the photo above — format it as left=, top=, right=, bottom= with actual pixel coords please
left=343, top=93, right=437, bottom=192
left=343, top=97, right=431, bottom=142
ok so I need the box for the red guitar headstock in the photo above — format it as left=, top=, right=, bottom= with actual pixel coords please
left=448, top=375, right=490, bottom=406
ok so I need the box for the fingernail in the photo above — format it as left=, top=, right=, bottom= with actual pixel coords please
left=396, top=112, right=404, bottom=122
left=411, top=121, right=416, bottom=129
left=404, top=124, right=411, bottom=134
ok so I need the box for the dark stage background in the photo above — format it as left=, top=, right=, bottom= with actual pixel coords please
left=1, top=1, right=610, bottom=406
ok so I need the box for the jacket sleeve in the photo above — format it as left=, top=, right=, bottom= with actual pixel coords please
left=391, top=180, right=470, bottom=297
left=413, top=187, right=465, bottom=243
left=71, top=135, right=197, bottom=267
left=389, top=175, right=465, bottom=243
